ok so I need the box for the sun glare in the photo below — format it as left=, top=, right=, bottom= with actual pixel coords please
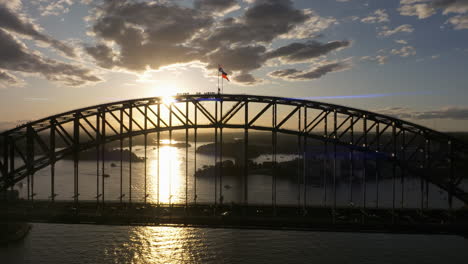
left=162, top=96, right=176, bottom=105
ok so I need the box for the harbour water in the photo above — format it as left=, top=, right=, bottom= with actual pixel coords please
left=3, top=142, right=467, bottom=263
left=1, top=223, right=468, bottom=264
left=11, top=141, right=459, bottom=208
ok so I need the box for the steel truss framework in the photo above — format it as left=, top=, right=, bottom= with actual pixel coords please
left=1, top=94, right=467, bottom=210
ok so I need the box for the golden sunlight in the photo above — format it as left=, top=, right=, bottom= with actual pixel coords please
left=148, top=145, right=182, bottom=204
left=161, top=96, right=176, bottom=105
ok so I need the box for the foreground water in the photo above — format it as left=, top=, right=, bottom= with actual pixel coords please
left=1, top=223, right=468, bottom=264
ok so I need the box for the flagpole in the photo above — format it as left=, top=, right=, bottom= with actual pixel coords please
left=217, top=68, right=220, bottom=94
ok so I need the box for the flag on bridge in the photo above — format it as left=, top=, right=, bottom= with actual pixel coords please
left=218, top=65, right=230, bottom=82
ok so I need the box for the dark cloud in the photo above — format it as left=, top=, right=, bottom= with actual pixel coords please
left=0, top=4, right=76, bottom=57
left=85, top=44, right=116, bottom=69
left=85, top=0, right=349, bottom=85
left=268, top=61, right=351, bottom=80
left=198, top=0, right=308, bottom=49
left=207, top=45, right=267, bottom=72
left=265, top=40, right=350, bottom=63
left=233, top=72, right=263, bottom=85
left=0, top=29, right=101, bottom=86
left=88, top=0, right=213, bottom=71
left=268, top=68, right=301, bottom=78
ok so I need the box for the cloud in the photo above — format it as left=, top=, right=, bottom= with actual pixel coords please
left=361, top=9, right=390, bottom=23
left=398, top=3, right=436, bottom=19
left=197, top=0, right=309, bottom=48
left=207, top=45, right=267, bottom=72
left=395, top=39, right=408, bottom=44
left=399, top=0, right=468, bottom=29
left=378, top=24, right=414, bottom=37
left=0, top=0, right=21, bottom=10
left=0, top=4, right=76, bottom=57
left=85, top=0, right=350, bottom=85
left=280, top=9, right=337, bottom=39
left=0, top=28, right=101, bottom=86
left=380, top=106, right=468, bottom=120
left=265, top=40, right=351, bottom=63
left=38, top=0, right=74, bottom=17
left=390, top=45, right=417, bottom=57
left=233, top=72, right=264, bottom=85
left=435, top=0, right=468, bottom=15
left=360, top=55, right=388, bottom=65
left=85, top=43, right=117, bottom=69
left=194, top=0, right=241, bottom=16
left=268, top=60, right=351, bottom=81
left=0, top=70, right=22, bottom=88
left=447, top=15, right=468, bottom=29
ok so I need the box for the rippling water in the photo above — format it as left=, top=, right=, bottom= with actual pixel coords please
left=1, top=223, right=468, bottom=264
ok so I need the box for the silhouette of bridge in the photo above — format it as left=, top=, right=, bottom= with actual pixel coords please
left=1, top=93, right=467, bottom=235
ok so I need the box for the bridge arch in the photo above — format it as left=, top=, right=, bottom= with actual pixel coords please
left=1, top=94, right=467, bottom=207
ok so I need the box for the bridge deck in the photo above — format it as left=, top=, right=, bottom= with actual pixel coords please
left=2, top=201, right=468, bottom=237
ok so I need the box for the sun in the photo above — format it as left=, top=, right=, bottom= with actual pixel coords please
left=162, top=95, right=176, bottom=105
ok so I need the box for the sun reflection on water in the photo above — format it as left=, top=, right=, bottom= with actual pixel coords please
left=121, top=226, right=211, bottom=264
left=148, top=142, right=183, bottom=204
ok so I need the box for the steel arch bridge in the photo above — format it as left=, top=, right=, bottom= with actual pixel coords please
left=1, top=93, right=468, bottom=214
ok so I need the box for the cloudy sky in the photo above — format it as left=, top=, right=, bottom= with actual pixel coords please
left=0, top=0, right=468, bottom=131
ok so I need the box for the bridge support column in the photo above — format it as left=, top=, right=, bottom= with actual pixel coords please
left=144, top=105, right=148, bottom=205
left=392, top=124, right=397, bottom=223
left=363, top=115, right=367, bottom=210
left=401, top=130, right=405, bottom=209
left=218, top=100, right=223, bottom=206
left=214, top=99, right=218, bottom=208
left=272, top=103, right=277, bottom=216
left=333, top=110, right=337, bottom=221
left=297, top=106, right=302, bottom=214
left=193, top=103, right=197, bottom=205
left=169, top=103, right=173, bottom=208
left=129, top=105, right=133, bottom=205
left=243, top=99, right=249, bottom=213
left=375, top=122, right=380, bottom=209
left=349, top=117, right=354, bottom=207
left=101, top=109, right=106, bottom=205
left=50, top=121, right=56, bottom=202
left=302, top=106, right=307, bottom=215
left=96, top=112, right=100, bottom=206
left=157, top=103, right=161, bottom=207
left=26, top=126, right=34, bottom=204
left=185, top=101, right=190, bottom=209
left=119, top=107, right=123, bottom=204
left=323, top=111, right=328, bottom=206
left=73, top=112, right=80, bottom=205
